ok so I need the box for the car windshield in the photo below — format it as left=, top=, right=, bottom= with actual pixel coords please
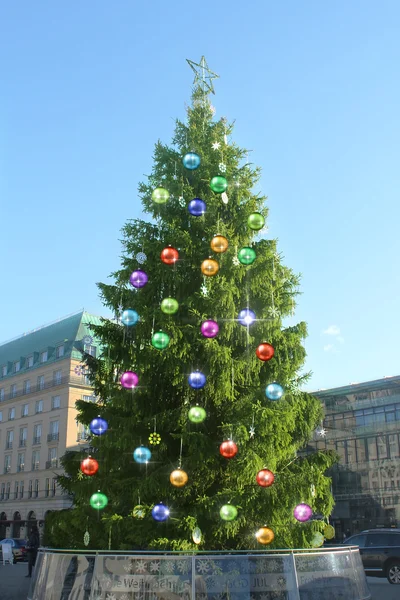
left=14, top=539, right=27, bottom=547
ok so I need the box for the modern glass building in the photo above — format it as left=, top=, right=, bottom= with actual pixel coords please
left=310, top=376, right=400, bottom=539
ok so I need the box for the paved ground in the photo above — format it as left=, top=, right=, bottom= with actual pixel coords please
left=0, top=565, right=397, bottom=599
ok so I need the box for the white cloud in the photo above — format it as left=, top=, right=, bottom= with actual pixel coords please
left=336, top=336, right=345, bottom=344
left=323, top=325, right=341, bottom=336
left=323, top=344, right=334, bottom=352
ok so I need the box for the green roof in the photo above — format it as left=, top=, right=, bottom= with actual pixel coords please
left=0, top=311, right=104, bottom=378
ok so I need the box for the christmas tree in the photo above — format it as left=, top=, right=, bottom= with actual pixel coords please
left=49, top=57, right=336, bottom=551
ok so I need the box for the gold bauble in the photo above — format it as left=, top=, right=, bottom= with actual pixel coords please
left=170, top=469, right=188, bottom=487
left=201, top=259, right=219, bottom=277
left=256, top=527, right=274, bottom=545
left=210, top=235, right=229, bottom=254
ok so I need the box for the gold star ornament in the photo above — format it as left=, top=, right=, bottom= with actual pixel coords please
left=186, top=56, right=219, bottom=95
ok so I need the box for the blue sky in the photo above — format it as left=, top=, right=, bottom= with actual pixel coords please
left=1, top=1, right=399, bottom=391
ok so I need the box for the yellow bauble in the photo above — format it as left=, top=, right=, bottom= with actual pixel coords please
left=210, top=235, right=229, bottom=254
left=201, top=259, right=219, bottom=277
left=170, top=469, right=188, bottom=487
left=324, top=524, right=335, bottom=540
left=256, top=527, right=275, bottom=545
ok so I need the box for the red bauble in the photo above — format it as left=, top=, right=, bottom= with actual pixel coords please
left=160, top=246, right=179, bottom=265
left=256, top=343, right=275, bottom=361
left=80, top=457, right=99, bottom=476
left=219, top=440, right=238, bottom=459
left=256, top=469, right=275, bottom=487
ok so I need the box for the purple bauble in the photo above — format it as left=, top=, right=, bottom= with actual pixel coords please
left=293, top=503, right=312, bottom=522
left=188, top=198, right=206, bottom=217
left=120, top=371, right=139, bottom=389
left=130, top=270, right=148, bottom=289
left=201, top=320, right=219, bottom=338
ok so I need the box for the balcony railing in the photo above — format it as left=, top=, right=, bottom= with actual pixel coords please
left=46, top=460, right=58, bottom=469
left=17, top=465, right=24, bottom=472
left=19, top=439, right=26, bottom=448
left=32, top=463, right=40, bottom=471
left=33, top=437, right=41, bottom=445
left=5, top=442, right=13, bottom=450
left=0, top=374, right=93, bottom=403
left=3, top=466, right=11, bottom=474
left=77, top=432, right=90, bottom=441
left=47, top=433, right=59, bottom=442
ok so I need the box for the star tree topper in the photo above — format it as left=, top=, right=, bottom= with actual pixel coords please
left=186, top=56, right=219, bottom=95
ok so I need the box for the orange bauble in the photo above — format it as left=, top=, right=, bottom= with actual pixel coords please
left=161, top=246, right=179, bottom=265
left=201, top=259, right=219, bottom=277
left=256, top=343, right=275, bottom=361
left=170, top=469, right=188, bottom=487
left=256, top=527, right=274, bottom=545
left=210, top=235, right=229, bottom=254
left=80, top=457, right=99, bottom=476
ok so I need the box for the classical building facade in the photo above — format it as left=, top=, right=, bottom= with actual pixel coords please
left=310, top=376, right=400, bottom=539
left=0, top=311, right=101, bottom=540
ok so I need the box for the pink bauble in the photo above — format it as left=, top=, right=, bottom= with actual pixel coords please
left=294, top=503, right=312, bottom=522
left=120, top=371, right=139, bottom=389
left=201, top=320, right=219, bottom=338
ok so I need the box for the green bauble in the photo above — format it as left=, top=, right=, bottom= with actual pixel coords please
left=311, top=532, right=325, bottom=547
left=161, top=297, right=179, bottom=315
left=151, top=331, right=170, bottom=350
left=238, top=247, right=256, bottom=265
left=151, top=187, right=170, bottom=204
left=90, top=492, right=108, bottom=510
left=188, top=406, right=206, bottom=423
left=210, top=176, right=228, bottom=193
left=220, top=504, right=238, bottom=521
left=248, top=212, right=265, bottom=231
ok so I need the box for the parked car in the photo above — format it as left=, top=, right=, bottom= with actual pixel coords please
left=0, top=538, right=28, bottom=562
left=343, top=528, right=400, bottom=584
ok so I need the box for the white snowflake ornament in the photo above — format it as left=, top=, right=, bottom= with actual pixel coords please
left=221, top=192, right=229, bottom=205
left=232, top=256, right=240, bottom=266
left=212, top=141, right=221, bottom=150
left=136, top=252, right=147, bottom=264
left=178, top=196, right=186, bottom=208
left=219, top=162, right=227, bottom=173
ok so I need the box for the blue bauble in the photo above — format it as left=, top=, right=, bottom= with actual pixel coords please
left=152, top=503, right=170, bottom=522
left=238, top=309, right=256, bottom=326
left=89, top=417, right=108, bottom=436
left=133, top=446, right=152, bottom=464
left=182, top=152, right=201, bottom=170
left=188, top=371, right=206, bottom=389
left=265, top=383, right=284, bottom=401
left=121, top=309, right=139, bottom=327
left=188, top=198, right=206, bottom=217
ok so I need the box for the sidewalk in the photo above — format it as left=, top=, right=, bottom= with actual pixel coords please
left=0, top=562, right=31, bottom=600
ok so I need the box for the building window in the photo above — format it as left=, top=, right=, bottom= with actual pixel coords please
left=377, top=435, right=388, bottom=459
left=48, top=447, right=58, bottom=468
left=21, top=404, right=29, bottom=417
left=34, top=479, right=39, bottom=498
left=51, top=396, right=60, bottom=410
left=14, top=481, right=19, bottom=499
left=48, top=421, right=59, bottom=442
left=20, top=481, right=24, bottom=498
left=19, top=427, right=27, bottom=447
left=33, top=424, right=42, bottom=444
left=45, top=478, right=50, bottom=497
left=56, top=345, right=64, bottom=359
left=6, top=430, right=13, bottom=449
left=28, top=480, right=32, bottom=498
left=83, top=395, right=96, bottom=403
left=32, top=450, right=40, bottom=471
left=0, top=411, right=2, bottom=422
left=13, top=361, right=20, bottom=373
left=1, top=365, right=7, bottom=377
left=24, top=380, right=31, bottom=394
left=53, top=370, right=62, bottom=385
left=37, top=375, right=45, bottom=391
left=0, top=483, right=4, bottom=500
left=52, top=477, right=57, bottom=496
left=35, top=400, right=43, bottom=414
left=4, top=455, right=11, bottom=474
left=389, top=434, right=400, bottom=459
left=77, top=423, right=89, bottom=441
left=26, top=356, right=33, bottom=369
left=10, top=384, right=17, bottom=399
left=367, top=437, right=378, bottom=460
left=84, top=344, right=97, bottom=357
left=0, top=388, right=3, bottom=402
left=17, top=453, right=25, bottom=472
left=40, top=351, right=48, bottom=363
left=5, top=483, right=10, bottom=500
left=8, top=407, right=15, bottom=421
